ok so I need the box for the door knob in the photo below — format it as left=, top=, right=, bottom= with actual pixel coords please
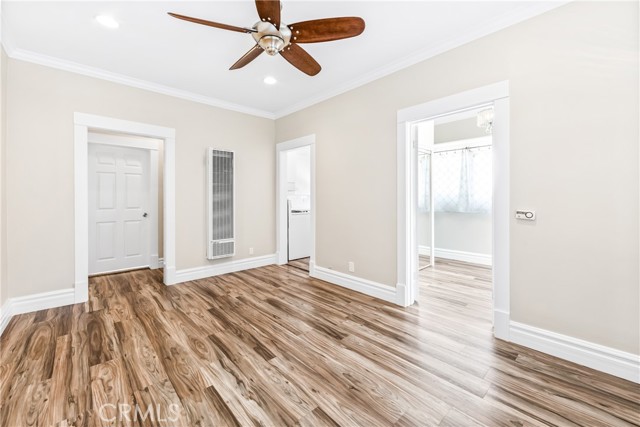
left=143, top=213, right=148, bottom=218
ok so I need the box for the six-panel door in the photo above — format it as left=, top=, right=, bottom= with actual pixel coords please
left=88, top=144, right=150, bottom=275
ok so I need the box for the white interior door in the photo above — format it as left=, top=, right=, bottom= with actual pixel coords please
left=89, top=144, right=150, bottom=275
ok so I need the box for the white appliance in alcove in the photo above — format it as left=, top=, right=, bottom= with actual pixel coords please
left=286, top=146, right=311, bottom=260
left=288, top=205, right=311, bottom=260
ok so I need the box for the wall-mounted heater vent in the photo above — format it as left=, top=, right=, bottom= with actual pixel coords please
left=207, top=148, right=235, bottom=260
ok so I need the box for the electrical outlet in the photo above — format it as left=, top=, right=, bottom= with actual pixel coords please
left=249, top=247, right=254, bottom=255
left=348, top=261, right=355, bottom=273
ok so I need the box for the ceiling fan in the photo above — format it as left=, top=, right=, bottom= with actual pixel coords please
left=168, top=0, right=365, bottom=76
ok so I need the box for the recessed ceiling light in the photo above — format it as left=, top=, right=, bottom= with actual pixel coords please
left=263, top=76, right=277, bottom=85
left=95, top=15, right=119, bottom=29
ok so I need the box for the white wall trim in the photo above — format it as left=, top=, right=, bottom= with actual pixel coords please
left=419, top=246, right=492, bottom=266
left=312, top=266, right=400, bottom=306
left=0, top=288, right=76, bottom=336
left=273, top=2, right=568, bottom=119
left=74, top=113, right=177, bottom=300
left=10, top=289, right=76, bottom=315
left=3, top=47, right=275, bottom=120
left=276, top=135, right=316, bottom=267
left=172, top=254, right=277, bottom=284
left=395, top=282, right=408, bottom=306
left=0, top=300, right=12, bottom=336
left=510, top=321, right=640, bottom=384
left=397, top=82, right=510, bottom=338
left=76, top=113, right=175, bottom=139
left=88, top=132, right=162, bottom=151
left=493, top=309, right=510, bottom=341
left=397, top=82, right=509, bottom=124
left=1, top=3, right=567, bottom=121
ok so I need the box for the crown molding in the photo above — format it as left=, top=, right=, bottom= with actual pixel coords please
left=1, top=42, right=276, bottom=120
left=2, top=1, right=569, bottom=121
left=271, top=1, right=571, bottom=119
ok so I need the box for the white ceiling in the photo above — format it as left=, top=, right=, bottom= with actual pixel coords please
left=1, top=1, right=566, bottom=118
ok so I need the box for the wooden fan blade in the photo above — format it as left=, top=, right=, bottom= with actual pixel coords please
left=280, top=44, right=321, bottom=76
left=230, top=45, right=264, bottom=70
left=255, top=0, right=281, bottom=29
left=168, top=12, right=254, bottom=34
left=288, top=17, right=365, bottom=43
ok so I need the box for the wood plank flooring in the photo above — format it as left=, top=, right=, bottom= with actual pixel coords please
left=286, top=258, right=310, bottom=273
left=1, top=260, right=639, bottom=426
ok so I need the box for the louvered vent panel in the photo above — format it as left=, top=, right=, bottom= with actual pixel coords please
left=207, top=149, right=235, bottom=260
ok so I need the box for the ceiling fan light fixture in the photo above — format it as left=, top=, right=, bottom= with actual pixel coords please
left=258, top=35, right=285, bottom=56
left=263, top=76, right=278, bottom=85
left=168, top=1, right=365, bottom=75
left=95, top=15, right=119, bottom=29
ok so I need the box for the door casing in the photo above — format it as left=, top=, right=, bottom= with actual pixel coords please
left=396, top=81, right=511, bottom=340
left=74, top=113, right=176, bottom=303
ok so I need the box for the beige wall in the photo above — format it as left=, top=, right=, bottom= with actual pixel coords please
left=276, top=2, right=639, bottom=354
left=435, top=117, right=486, bottom=144
left=418, top=212, right=492, bottom=255
left=5, top=58, right=275, bottom=299
left=1, top=47, right=7, bottom=309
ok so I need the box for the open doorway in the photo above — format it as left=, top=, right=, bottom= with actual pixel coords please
left=412, top=106, right=494, bottom=332
left=396, top=82, right=510, bottom=339
left=276, top=135, right=316, bottom=275
left=285, top=145, right=311, bottom=271
left=74, top=113, right=176, bottom=303
left=415, top=106, right=493, bottom=272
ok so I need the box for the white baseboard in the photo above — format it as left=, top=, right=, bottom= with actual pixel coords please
left=493, top=309, right=510, bottom=340
left=395, top=282, right=409, bottom=306
left=11, top=288, right=76, bottom=315
left=0, top=299, right=12, bottom=336
left=311, top=266, right=399, bottom=305
left=74, top=279, right=89, bottom=303
left=419, top=245, right=492, bottom=266
left=170, top=254, right=277, bottom=284
left=510, top=321, right=640, bottom=383
left=0, top=288, right=76, bottom=336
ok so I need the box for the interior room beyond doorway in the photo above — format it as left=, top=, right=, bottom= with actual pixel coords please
left=416, top=106, right=494, bottom=271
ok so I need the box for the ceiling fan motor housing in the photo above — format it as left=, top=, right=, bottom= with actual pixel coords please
left=252, top=21, right=291, bottom=56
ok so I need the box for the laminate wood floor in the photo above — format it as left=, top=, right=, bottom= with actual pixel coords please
left=1, top=260, right=638, bottom=426
left=286, top=258, right=310, bottom=273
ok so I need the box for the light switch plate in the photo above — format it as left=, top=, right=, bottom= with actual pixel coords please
left=515, top=210, right=536, bottom=220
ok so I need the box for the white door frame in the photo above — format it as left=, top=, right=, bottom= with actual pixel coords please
left=88, top=132, right=161, bottom=271
left=74, top=113, right=176, bottom=303
left=396, top=81, right=511, bottom=340
left=275, top=135, right=316, bottom=273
